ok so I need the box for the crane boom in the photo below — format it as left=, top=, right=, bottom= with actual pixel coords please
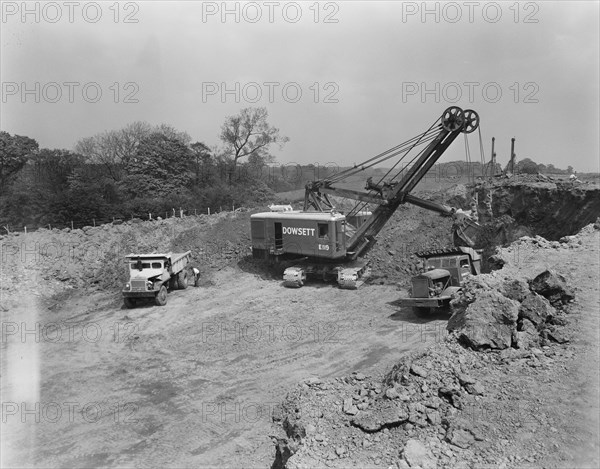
left=303, top=107, right=480, bottom=257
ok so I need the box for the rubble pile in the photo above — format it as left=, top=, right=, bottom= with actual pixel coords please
left=448, top=267, right=574, bottom=350
left=274, top=328, right=579, bottom=469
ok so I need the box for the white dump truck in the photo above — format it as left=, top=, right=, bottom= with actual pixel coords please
left=122, top=251, right=191, bottom=307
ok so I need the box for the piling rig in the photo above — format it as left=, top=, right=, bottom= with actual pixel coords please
left=251, top=106, right=482, bottom=288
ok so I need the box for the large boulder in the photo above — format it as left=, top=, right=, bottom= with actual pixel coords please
left=448, top=290, right=519, bottom=350
left=529, top=269, right=575, bottom=306
left=519, top=292, right=555, bottom=325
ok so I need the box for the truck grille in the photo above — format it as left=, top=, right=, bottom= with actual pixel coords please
left=131, top=280, right=147, bottom=292
left=412, top=278, right=430, bottom=298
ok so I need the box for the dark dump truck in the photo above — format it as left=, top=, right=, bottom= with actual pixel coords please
left=398, top=247, right=482, bottom=313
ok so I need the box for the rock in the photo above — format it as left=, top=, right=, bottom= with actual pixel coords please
left=410, top=364, right=428, bottom=378
left=529, top=270, right=575, bottom=306
left=355, top=372, right=366, bottom=381
left=426, top=410, right=442, bottom=425
left=305, top=377, right=322, bottom=386
left=424, top=398, right=441, bottom=409
left=351, top=402, right=408, bottom=432
left=438, top=387, right=462, bottom=409
left=519, top=292, right=555, bottom=325
left=545, top=328, right=570, bottom=344
left=516, top=318, right=539, bottom=349
left=446, top=428, right=475, bottom=448
left=458, top=374, right=476, bottom=385
left=464, top=382, right=485, bottom=396
left=343, top=398, right=358, bottom=415
left=403, top=439, right=436, bottom=469
left=448, top=290, right=519, bottom=350
left=385, top=388, right=399, bottom=399
left=500, top=278, right=530, bottom=302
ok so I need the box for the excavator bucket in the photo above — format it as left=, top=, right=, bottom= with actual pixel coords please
left=452, top=215, right=480, bottom=248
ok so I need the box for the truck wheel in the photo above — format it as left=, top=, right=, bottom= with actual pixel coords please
left=155, top=285, right=168, bottom=306
left=123, top=297, right=136, bottom=309
left=177, top=270, right=189, bottom=290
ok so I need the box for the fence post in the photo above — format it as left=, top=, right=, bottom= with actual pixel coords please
left=48, top=224, right=51, bottom=230
left=149, top=212, right=152, bottom=220
left=208, top=208, right=210, bottom=215
left=71, top=220, right=74, bottom=230
left=24, top=226, right=27, bottom=235
left=93, top=218, right=95, bottom=227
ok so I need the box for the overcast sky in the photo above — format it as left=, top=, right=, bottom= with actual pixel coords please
left=1, top=1, right=599, bottom=171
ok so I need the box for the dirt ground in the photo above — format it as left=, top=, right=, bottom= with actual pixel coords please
left=1, top=266, right=454, bottom=468
left=1, top=182, right=599, bottom=468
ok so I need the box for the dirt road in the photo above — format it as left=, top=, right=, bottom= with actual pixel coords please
left=1, top=268, right=444, bottom=468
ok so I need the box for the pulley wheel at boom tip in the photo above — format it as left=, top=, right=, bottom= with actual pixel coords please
left=462, top=109, right=480, bottom=134
left=441, top=106, right=465, bottom=132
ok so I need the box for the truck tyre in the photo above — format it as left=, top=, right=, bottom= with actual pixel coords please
left=123, top=297, right=136, bottom=309
left=155, top=285, right=168, bottom=306
left=177, top=270, right=189, bottom=290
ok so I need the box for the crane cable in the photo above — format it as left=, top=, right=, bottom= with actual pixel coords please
left=341, top=115, right=445, bottom=217
left=326, top=125, right=442, bottom=184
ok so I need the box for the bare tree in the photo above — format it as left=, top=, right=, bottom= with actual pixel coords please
left=219, top=107, right=289, bottom=172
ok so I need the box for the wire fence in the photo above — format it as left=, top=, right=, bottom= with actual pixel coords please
left=1, top=204, right=244, bottom=235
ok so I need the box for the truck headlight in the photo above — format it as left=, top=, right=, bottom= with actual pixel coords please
left=146, top=281, right=153, bottom=290
left=124, top=283, right=131, bottom=291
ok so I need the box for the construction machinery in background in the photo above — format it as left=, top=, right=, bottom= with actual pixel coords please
left=251, top=106, right=483, bottom=288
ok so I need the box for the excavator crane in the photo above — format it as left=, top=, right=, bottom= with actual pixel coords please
left=250, top=106, right=482, bottom=288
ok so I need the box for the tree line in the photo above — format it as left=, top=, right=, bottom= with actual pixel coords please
left=0, top=107, right=297, bottom=231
